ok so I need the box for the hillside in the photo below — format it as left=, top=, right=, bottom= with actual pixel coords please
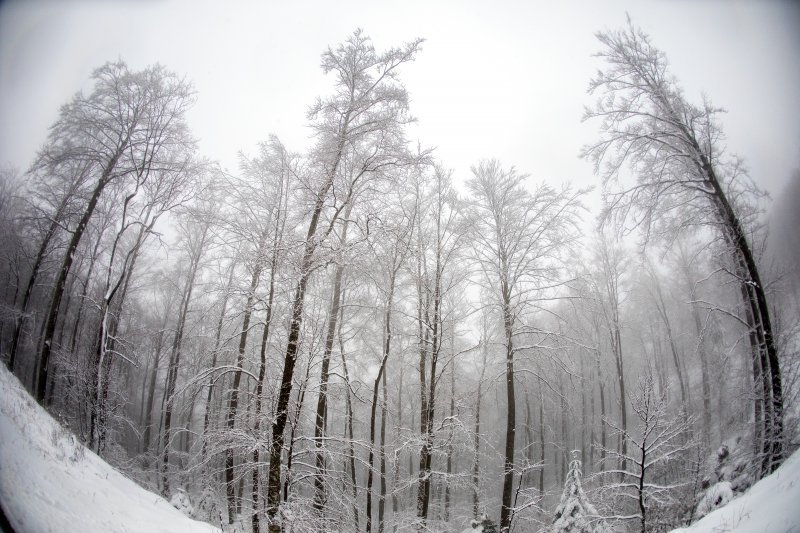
left=670, top=447, right=800, bottom=533
left=0, top=366, right=220, bottom=533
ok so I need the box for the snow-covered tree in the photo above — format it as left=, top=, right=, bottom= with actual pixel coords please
left=583, top=18, right=784, bottom=477
left=600, top=375, right=696, bottom=532
left=467, top=159, right=584, bottom=531
left=549, top=452, right=608, bottom=533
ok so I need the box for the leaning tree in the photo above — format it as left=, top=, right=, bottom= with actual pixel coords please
left=33, top=61, right=197, bottom=404
left=583, top=19, right=784, bottom=476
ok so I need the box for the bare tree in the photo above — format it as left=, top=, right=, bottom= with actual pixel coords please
left=6, top=159, right=90, bottom=373
left=583, top=19, right=784, bottom=475
left=364, top=189, right=415, bottom=533
left=265, top=31, right=421, bottom=532
left=467, top=159, right=584, bottom=531
left=34, top=61, right=196, bottom=403
left=90, top=153, right=201, bottom=452
left=599, top=375, right=695, bottom=532
left=588, top=231, right=630, bottom=478
left=239, top=137, right=292, bottom=533
left=312, top=200, right=354, bottom=523
left=413, top=165, right=466, bottom=529
left=160, top=190, right=215, bottom=497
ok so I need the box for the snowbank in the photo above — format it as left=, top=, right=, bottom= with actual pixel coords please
left=671, top=447, right=800, bottom=533
left=0, top=366, right=220, bottom=532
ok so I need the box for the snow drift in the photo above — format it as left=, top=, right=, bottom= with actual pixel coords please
left=0, top=365, right=219, bottom=533
left=671, top=446, right=800, bottom=533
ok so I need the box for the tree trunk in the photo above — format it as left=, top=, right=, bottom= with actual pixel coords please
left=226, top=247, right=266, bottom=524
left=473, top=334, right=487, bottom=517
left=266, top=160, right=343, bottom=533
left=525, top=390, right=535, bottom=486
left=282, top=357, right=313, bottom=503
left=444, top=358, right=454, bottom=523
left=252, top=242, right=280, bottom=533
left=689, top=300, right=712, bottom=446
left=415, top=245, right=430, bottom=527
left=595, top=348, right=606, bottom=472
left=698, top=133, right=782, bottom=474
left=417, top=271, right=440, bottom=528
left=266, top=98, right=352, bottom=532
left=638, top=439, right=647, bottom=533
left=202, top=262, right=237, bottom=461
left=94, top=214, right=152, bottom=451
left=392, top=346, right=404, bottom=530
left=337, top=291, right=359, bottom=530
left=500, top=291, right=516, bottom=532
left=559, top=373, right=567, bottom=486
left=142, top=326, right=166, bottom=459
left=368, top=270, right=397, bottom=533
left=612, top=324, right=627, bottom=480
left=8, top=198, right=68, bottom=372
left=580, top=354, right=588, bottom=473
left=652, top=274, right=689, bottom=408
left=160, top=226, right=207, bottom=496
left=539, top=378, right=545, bottom=495
left=379, top=354, right=389, bottom=532
left=35, top=159, right=122, bottom=403
left=313, top=209, right=352, bottom=516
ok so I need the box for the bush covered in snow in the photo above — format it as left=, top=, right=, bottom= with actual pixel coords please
left=693, top=435, right=754, bottom=521
left=170, top=488, right=195, bottom=518
left=461, top=513, right=499, bottom=533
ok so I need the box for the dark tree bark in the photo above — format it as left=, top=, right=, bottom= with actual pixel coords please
left=252, top=238, right=281, bottom=533
left=585, top=21, right=784, bottom=475
left=142, top=323, right=167, bottom=459
left=416, top=261, right=441, bottom=527
left=225, top=236, right=267, bottom=524
left=312, top=208, right=352, bottom=517
left=8, top=206, right=66, bottom=372
left=499, top=287, right=516, bottom=532
left=443, top=355, right=455, bottom=523
left=36, top=156, right=124, bottom=402
left=282, top=356, right=313, bottom=503
left=538, top=378, right=546, bottom=495
left=473, top=329, right=488, bottom=517
left=267, top=194, right=332, bottom=531
left=368, top=265, right=400, bottom=533
left=265, top=31, right=421, bottom=532
left=378, top=348, right=389, bottom=532
left=337, top=291, right=360, bottom=530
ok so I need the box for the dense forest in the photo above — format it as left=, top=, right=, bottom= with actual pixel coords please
left=1, top=21, right=798, bottom=533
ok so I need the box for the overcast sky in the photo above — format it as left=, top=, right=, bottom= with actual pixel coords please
left=1, top=0, right=798, bottom=208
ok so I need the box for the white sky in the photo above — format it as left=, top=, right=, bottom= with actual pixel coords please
left=1, top=0, right=798, bottom=206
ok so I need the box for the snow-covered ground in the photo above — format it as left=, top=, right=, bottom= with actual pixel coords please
left=671, top=447, right=800, bottom=533
left=2, top=358, right=799, bottom=533
left=0, top=366, right=220, bottom=533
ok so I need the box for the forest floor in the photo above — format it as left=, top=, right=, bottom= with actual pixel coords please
left=1, top=359, right=798, bottom=533
left=0, top=365, right=220, bottom=533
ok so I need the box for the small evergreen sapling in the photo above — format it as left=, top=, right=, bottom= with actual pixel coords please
left=550, top=452, right=609, bottom=533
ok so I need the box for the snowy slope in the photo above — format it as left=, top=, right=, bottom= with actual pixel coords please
left=0, top=366, right=220, bottom=533
left=671, top=447, right=800, bottom=533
